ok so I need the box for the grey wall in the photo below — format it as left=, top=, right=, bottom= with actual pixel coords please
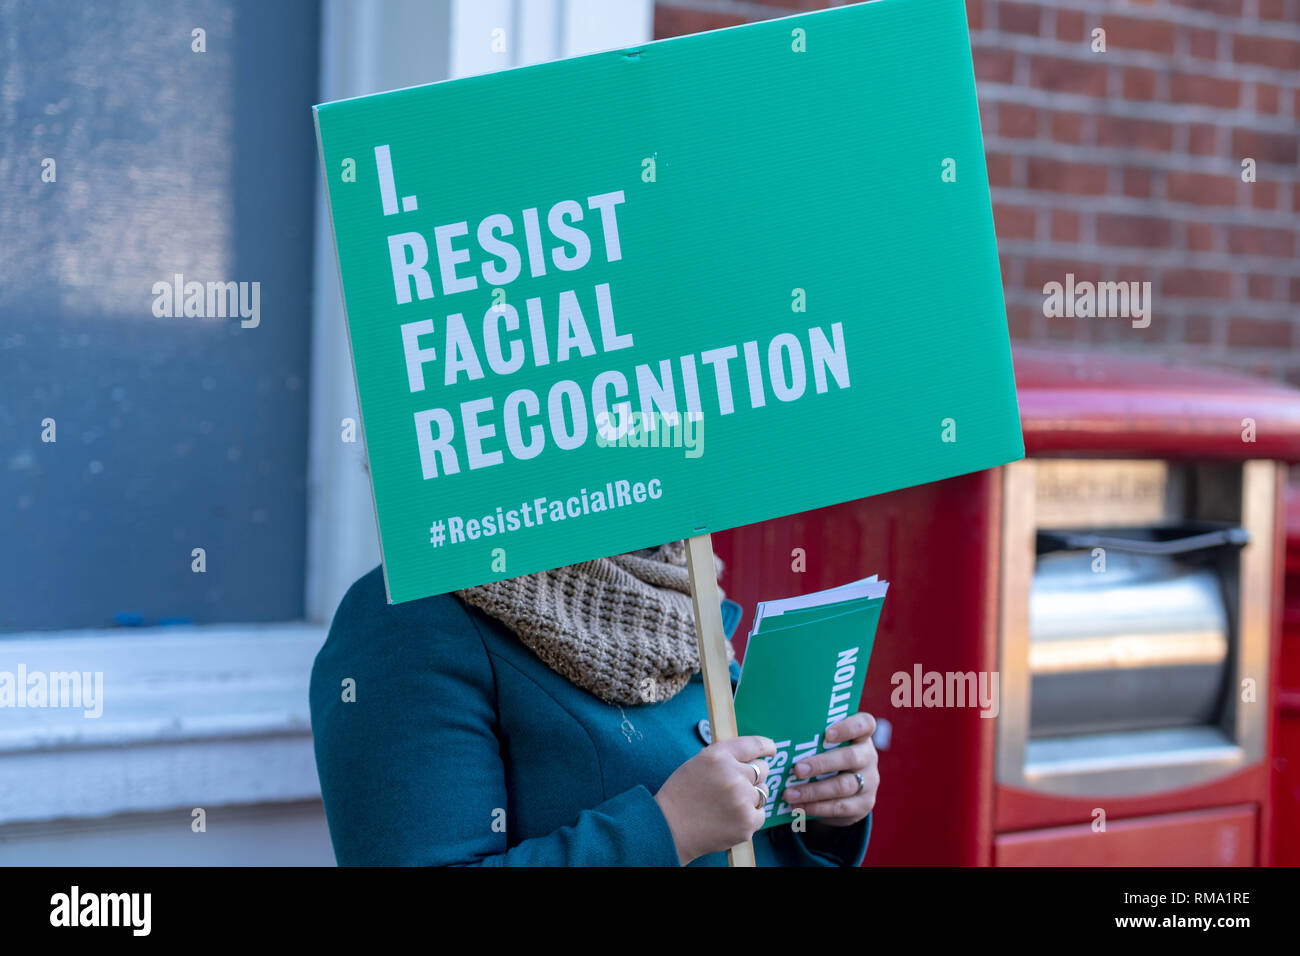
left=0, top=800, right=335, bottom=866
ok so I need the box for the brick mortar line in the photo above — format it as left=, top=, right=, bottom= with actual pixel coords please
left=1042, top=4, right=1058, bottom=51
left=981, top=134, right=1300, bottom=184
left=1007, top=335, right=1300, bottom=355
left=1035, top=204, right=1052, bottom=242
left=996, top=237, right=1300, bottom=274
left=988, top=186, right=1299, bottom=234
left=1005, top=285, right=1299, bottom=307
left=978, top=0, right=1300, bottom=41
left=970, top=32, right=1300, bottom=85
left=1000, top=236, right=1300, bottom=261
left=1002, top=288, right=1300, bottom=317
left=987, top=189, right=1297, bottom=231
left=1084, top=188, right=1098, bottom=244
left=975, top=84, right=1300, bottom=135
left=657, top=0, right=1300, bottom=43
left=1023, top=345, right=1300, bottom=365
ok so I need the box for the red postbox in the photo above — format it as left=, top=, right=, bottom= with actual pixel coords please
left=1272, top=485, right=1300, bottom=865
left=714, top=346, right=1300, bottom=865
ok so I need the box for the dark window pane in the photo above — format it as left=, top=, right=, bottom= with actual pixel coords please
left=0, top=0, right=321, bottom=630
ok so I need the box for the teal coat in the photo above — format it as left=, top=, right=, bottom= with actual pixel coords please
left=310, top=566, right=871, bottom=867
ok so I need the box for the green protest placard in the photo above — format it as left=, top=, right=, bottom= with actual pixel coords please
left=315, top=0, right=1023, bottom=605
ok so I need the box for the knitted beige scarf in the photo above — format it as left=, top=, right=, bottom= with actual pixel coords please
left=456, top=540, right=734, bottom=706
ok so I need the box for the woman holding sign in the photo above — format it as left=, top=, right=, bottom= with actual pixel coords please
left=310, top=541, right=877, bottom=866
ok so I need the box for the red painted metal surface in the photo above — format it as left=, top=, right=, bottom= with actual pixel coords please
left=717, top=346, right=1300, bottom=865
left=994, top=465, right=1285, bottom=867
left=1015, top=347, right=1300, bottom=462
left=715, top=470, right=1001, bottom=866
left=996, top=766, right=1267, bottom=834
left=1271, top=482, right=1300, bottom=865
left=1005, top=348, right=1292, bottom=865
left=995, top=805, right=1257, bottom=867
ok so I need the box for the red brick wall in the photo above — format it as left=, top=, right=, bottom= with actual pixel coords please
left=654, top=0, right=1300, bottom=382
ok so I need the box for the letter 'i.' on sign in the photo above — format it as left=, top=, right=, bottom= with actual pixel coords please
left=313, top=0, right=1023, bottom=607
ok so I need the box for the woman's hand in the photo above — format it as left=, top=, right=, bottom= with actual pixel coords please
left=781, top=712, right=878, bottom=828
left=653, top=735, right=777, bottom=866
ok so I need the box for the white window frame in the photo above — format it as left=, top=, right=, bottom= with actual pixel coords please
left=0, top=0, right=651, bottom=831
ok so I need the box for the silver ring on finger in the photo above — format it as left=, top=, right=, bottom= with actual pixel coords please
left=753, top=783, right=769, bottom=809
left=748, top=762, right=763, bottom=785
left=852, top=772, right=865, bottom=795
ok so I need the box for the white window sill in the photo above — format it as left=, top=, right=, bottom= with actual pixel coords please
left=0, top=623, right=325, bottom=825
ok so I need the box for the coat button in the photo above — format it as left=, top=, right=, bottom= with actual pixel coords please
left=696, top=718, right=712, bottom=745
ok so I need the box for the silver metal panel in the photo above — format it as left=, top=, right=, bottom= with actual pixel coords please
left=996, top=461, right=1037, bottom=789
left=1024, top=727, right=1243, bottom=797
left=1232, top=460, right=1277, bottom=767
left=1028, top=552, right=1229, bottom=736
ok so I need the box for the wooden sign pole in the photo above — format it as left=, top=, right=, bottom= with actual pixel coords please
left=685, top=533, right=757, bottom=868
